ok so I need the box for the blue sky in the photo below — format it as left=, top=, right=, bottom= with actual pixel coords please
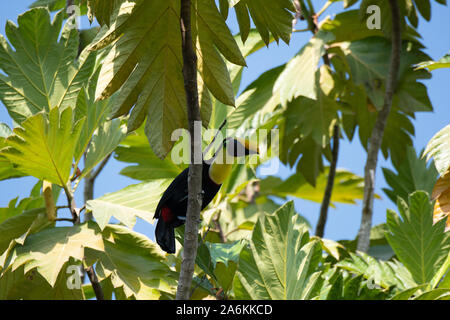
left=0, top=1, right=449, bottom=243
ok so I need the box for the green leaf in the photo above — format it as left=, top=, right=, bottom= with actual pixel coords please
left=204, top=241, right=246, bottom=294
left=195, top=0, right=245, bottom=67
left=73, top=85, right=114, bottom=165
left=0, top=8, right=96, bottom=123
left=336, top=252, right=417, bottom=290
left=114, top=126, right=183, bottom=181
left=3, top=223, right=104, bottom=287
left=0, top=107, right=85, bottom=186
left=322, top=269, right=388, bottom=300
left=92, top=1, right=188, bottom=159
left=390, top=284, right=428, bottom=300
left=87, top=0, right=124, bottom=25
left=0, top=208, right=51, bottom=256
left=0, top=124, right=25, bottom=181
left=386, top=191, right=450, bottom=284
left=414, top=288, right=450, bottom=300
left=219, top=197, right=302, bottom=242
left=339, top=223, right=394, bottom=260
left=30, top=0, right=88, bottom=15
left=283, top=88, right=338, bottom=148
left=413, top=0, right=431, bottom=20
left=431, top=252, right=450, bottom=289
left=274, top=32, right=334, bottom=105
left=233, top=201, right=323, bottom=299
left=0, top=263, right=84, bottom=300
left=86, top=179, right=172, bottom=230
left=416, top=53, right=450, bottom=71
left=424, top=125, right=450, bottom=176
left=320, top=10, right=384, bottom=43
left=235, top=0, right=294, bottom=45
left=82, top=119, right=127, bottom=178
left=260, top=168, right=366, bottom=207
left=85, top=224, right=177, bottom=299
left=382, top=146, right=438, bottom=203
left=226, top=65, right=283, bottom=130
left=92, top=0, right=246, bottom=158
left=336, top=37, right=432, bottom=112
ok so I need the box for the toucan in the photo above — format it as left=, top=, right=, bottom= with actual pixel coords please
left=154, top=137, right=258, bottom=253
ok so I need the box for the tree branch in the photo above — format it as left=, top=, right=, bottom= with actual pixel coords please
left=176, top=0, right=203, bottom=300
left=85, top=266, right=104, bottom=300
left=63, top=184, right=80, bottom=224
left=315, top=123, right=339, bottom=237
left=300, top=0, right=340, bottom=239
left=357, top=0, right=402, bottom=252
left=84, top=154, right=112, bottom=221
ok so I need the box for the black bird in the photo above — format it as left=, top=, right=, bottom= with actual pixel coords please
left=154, top=137, right=258, bottom=253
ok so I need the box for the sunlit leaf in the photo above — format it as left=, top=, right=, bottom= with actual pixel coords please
left=86, top=179, right=172, bottom=229
left=0, top=107, right=84, bottom=186
left=3, top=223, right=104, bottom=287
left=233, top=201, right=323, bottom=299
left=0, top=8, right=95, bottom=123
left=386, top=191, right=450, bottom=284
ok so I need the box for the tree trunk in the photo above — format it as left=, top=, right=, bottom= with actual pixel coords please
left=357, top=0, right=401, bottom=252
left=176, top=0, right=203, bottom=300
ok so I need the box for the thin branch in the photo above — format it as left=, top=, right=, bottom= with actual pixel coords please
left=176, top=0, right=203, bottom=300
left=84, top=154, right=112, bottom=221
left=315, top=123, right=339, bottom=237
left=299, top=0, right=316, bottom=32
left=54, top=218, right=76, bottom=223
left=62, top=184, right=80, bottom=224
left=300, top=0, right=340, bottom=239
left=292, top=28, right=310, bottom=33
left=316, top=1, right=332, bottom=18
left=91, top=153, right=112, bottom=181
left=213, top=211, right=227, bottom=243
left=357, top=0, right=402, bottom=252
left=85, top=266, right=104, bottom=300
left=203, top=119, right=227, bottom=157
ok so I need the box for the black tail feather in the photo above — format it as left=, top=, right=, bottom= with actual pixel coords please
left=155, top=218, right=176, bottom=254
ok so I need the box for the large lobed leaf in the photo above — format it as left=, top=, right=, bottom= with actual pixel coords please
left=274, top=31, right=334, bottom=105
left=0, top=107, right=84, bottom=186
left=0, top=263, right=84, bottom=300
left=114, top=126, right=183, bottom=181
left=85, top=225, right=177, bottom=299
left=259, top=168, right=366, bottom=207
left=233, top=201, right=323, bottom=299
left=91, top=0, right=243, bottom=159
left=0, top=124, right=24, bottom=181
left=382, top=146, right=438, bottom=204
left=1, top=223, right=104, bottom=287
left=336, top=251, right=417, bottom=291
left=86, top=179, right=172, bottom=230
left=232, top=0, right=294, bottom=45
left=386, top=191, right=450, bottom=284
left=0, top=8, right=96, bottom=123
